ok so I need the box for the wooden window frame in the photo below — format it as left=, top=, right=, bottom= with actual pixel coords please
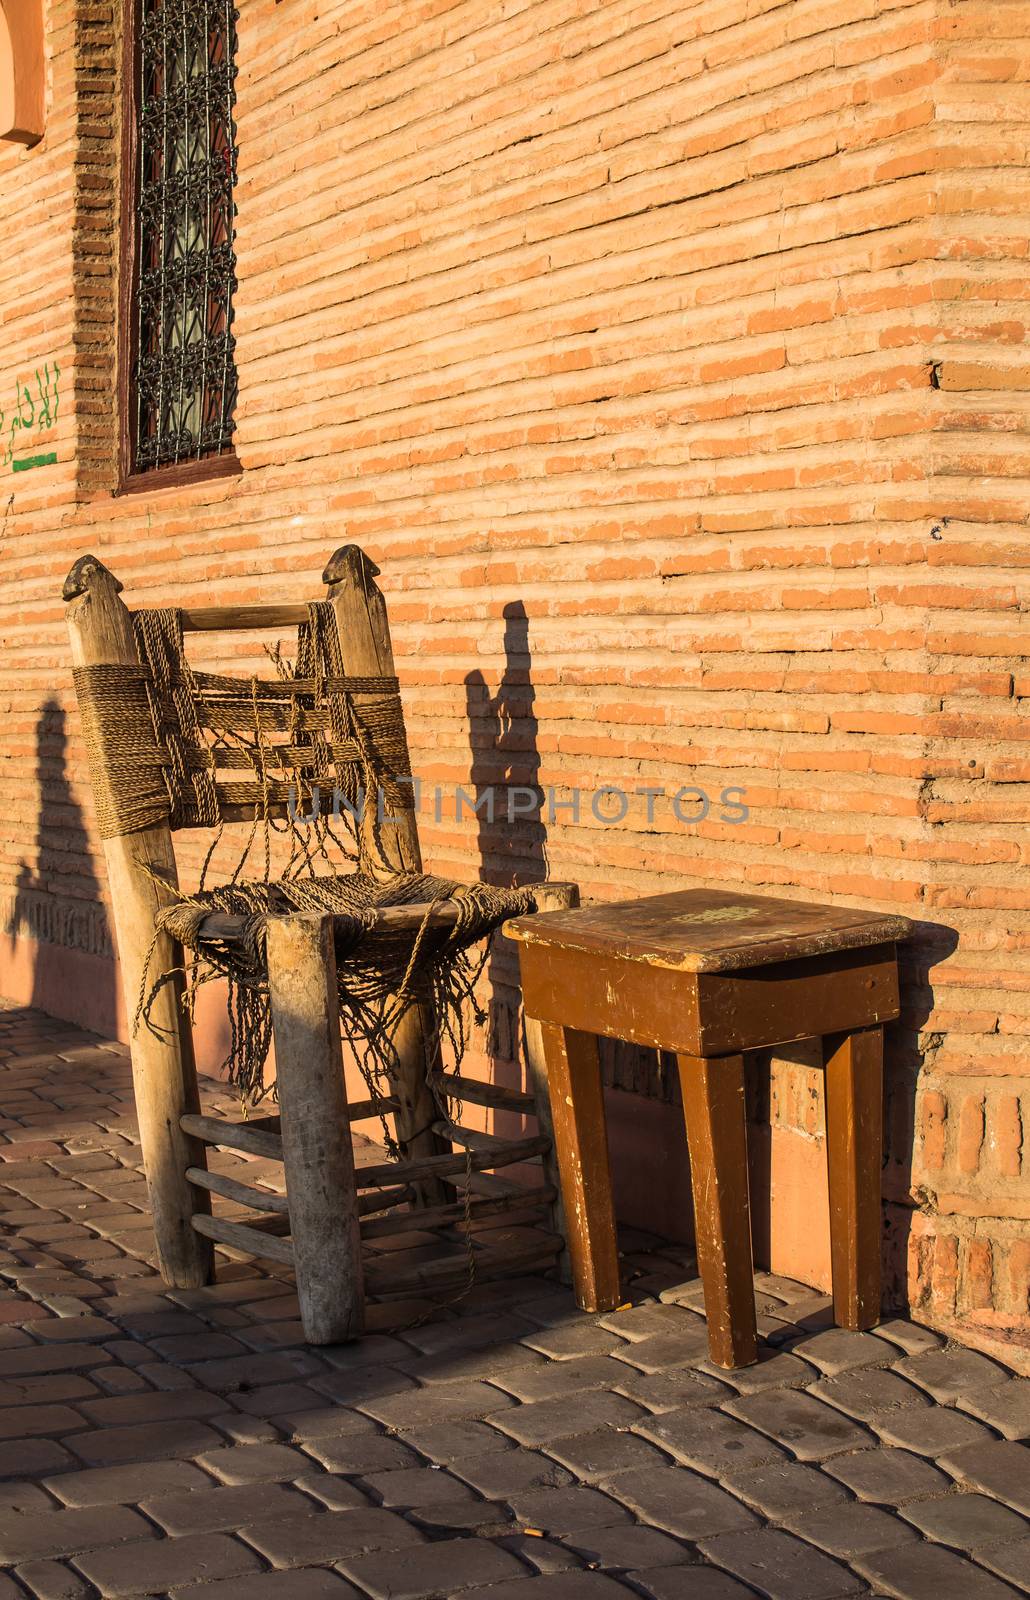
left=115, top=0, right=241, bottom=495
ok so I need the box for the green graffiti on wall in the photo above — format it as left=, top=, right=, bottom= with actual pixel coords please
left=1, top=363, right=60, bottom=472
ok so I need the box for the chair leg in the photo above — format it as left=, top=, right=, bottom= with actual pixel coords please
left=823, top=1025, right=883, bottom=1331
left=538, top=1022, right=621, bottom=1312
left=677, top=1052, right=758, bottom=1370
left=267, top=913, right=365, bottom=1344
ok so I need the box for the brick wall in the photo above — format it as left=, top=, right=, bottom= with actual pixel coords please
left=0, top=0, right=1026, bottom=1360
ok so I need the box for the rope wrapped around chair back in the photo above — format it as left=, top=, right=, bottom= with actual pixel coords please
left=71, top=602, right=415, bottom=843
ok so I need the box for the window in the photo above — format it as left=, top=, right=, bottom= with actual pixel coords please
left=123, top=0, right=239, bottom=478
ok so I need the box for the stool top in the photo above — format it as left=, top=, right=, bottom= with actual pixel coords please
left=508, top=889, right=913, bottom=974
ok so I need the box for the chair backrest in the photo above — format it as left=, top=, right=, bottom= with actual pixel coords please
left=63, top=545, right=424, bottom=878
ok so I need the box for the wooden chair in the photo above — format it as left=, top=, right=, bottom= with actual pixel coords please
left=64, top=546, right=573, bottom=1343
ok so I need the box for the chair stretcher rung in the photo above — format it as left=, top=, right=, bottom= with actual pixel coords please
left=186, top=1165, right=289, bottom=1213
left=356, top=1132, right=550, bottom=1191
left=431, top=1074, right=536, bottom=1115
left=182, top=1113, right=283, bottom=1161
left=191, top=1212, right=294, bottom=1265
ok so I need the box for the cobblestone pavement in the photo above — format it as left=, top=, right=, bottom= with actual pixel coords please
left=1, top=1003, right=1029, bottom=1600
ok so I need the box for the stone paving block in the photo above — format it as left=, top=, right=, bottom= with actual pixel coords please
left=782, top=1502, right=919, bottom=1557
left=400, top=1313, right=535, bottom=1358
left=302, top=1433, right=423, bottom=1474
left=32, top=1316, right=119, bottom=1343
left=939, top=1439, right=1030, bottom=1514
left=443, top=1573, right=632, bottom=1598
left=961, top=1380, right=1030, bottom=1441
left=872, top=1404, right=996, bottom=1457
left=763, top=1300, right=836, bottom=1345
left=698, top=1527, right=865, bottom=1598
left=184, top=1349, right=328, bottom=1392
left=63, top=1417, right=227, bottom=1466
left=209, top=1413, right=282, bottom=1446
left=450, top=1447, right=574, bottom=1497
left=295, top=1470, right=379, bottom=1511
left=0, top=1480, right=53, bottom=1513
left=309, top=1367, right=415, bottom=1409
left=0, top=1403, right=87, bottom=1437
left=242, top=1508, right=425, bottom=1567
left=810, top=1369, right=932, bottom=1421
left=394, top=1418, right=516, bottom=1462
left=896, top=1348, right=1009, bottom=1404
left=397, top=1341, right=544, bottom=1386
left=499, top=1531, right=584, bottom=1574
left=869, top=1321, right=944, bottom=1357
left=170, top=1278, right=292, bottom=1310
left=545, top=1426, right=671, bottom=1482
left=598, top=1303, right=706, bottom=1342
left=77, top=1531, right=263, bottom=1596
left=491, top=1390, right=644, bottom=1447
left=977, top=1540, right=1030, bottom=1589
left=0, top=1436, right=72, bottom=1477
left=628, top=1566, right=758, bottom=1599
left=0, top=1344, right=113, bottom=1377
left=228, top=1382, right=329, bottom=1417
left=657, top=1281, right=709, bottom=1311
left=198, top=1441, right=321, bottom=1484
left=507, top=1485, right=633, bottom=1533
left=726, top=1389, right=872, bottom=1460
left=823, top=1447, right=951, bottom=1505
left=856, top=1541, right=1024, bottom=1600
left=339, top=1535, right=527, bottom=1597
left=77, top=1388, right=229, bottom=1426
left=12, top=1559, right=94, bottom=1600
left=279, top=1405, right=380, bottom=1443
left=362, top=1464, right=479, bottom=1507
left=613, top=1366, right=730, bottom=1412
left=0, top=1503, right=155, bottom=1564
left=636, top=1403, right=790, bottom=1475
left=403, top=1499, right=516, bottom=1537
left=613, top=1329, right=717, bottom=1376
left=774, top=1328, right=889, bottom=1376
left=360, top=1380, right=517, bottom=1429
left=901, top=1491, right=1030, bottom=1549
left=493, top=1355, right=634, bottom=1403
left=142, top=1479, right=315, bottom=1535
left=172, top=1572, right=360, bottom=1599
left=697, top=1350, right=817, bottom=1393
left=606, top=1464, right=759, bottom=1538
left=522, top=1321, right=629, bottom=1361
left=148, top=1333, right=250, bottom=1362
left=561, top=1523, right=690, bottom=1570
left=43, top=1459, right=209, bottom=1506
left=719, top=1459, right=850, bottom=1517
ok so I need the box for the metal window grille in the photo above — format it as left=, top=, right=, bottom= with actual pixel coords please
left=131, top=0, right=239, bottom=472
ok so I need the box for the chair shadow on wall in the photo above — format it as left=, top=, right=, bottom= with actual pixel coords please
left=464, top=602, right=548, bottom=1110
left=7, top=697, right=117, bottom=1031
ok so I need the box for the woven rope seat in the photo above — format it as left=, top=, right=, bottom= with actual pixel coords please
left=153, top=870, right=535, bottom=1110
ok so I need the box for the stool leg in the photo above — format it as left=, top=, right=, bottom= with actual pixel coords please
left=538, top=1022, right=621, bottom=1312
left=823, top=1025, right=883, bottom=1330
left=677, top=1052, right=758, bottom=1370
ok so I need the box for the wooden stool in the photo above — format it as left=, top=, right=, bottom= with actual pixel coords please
left=508, top=889, right=912, bottom=1369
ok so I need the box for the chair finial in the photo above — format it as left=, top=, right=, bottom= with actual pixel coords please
left=63, top=555, right=124, bottom=602
left=323, top=545, right=381, bottom=587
